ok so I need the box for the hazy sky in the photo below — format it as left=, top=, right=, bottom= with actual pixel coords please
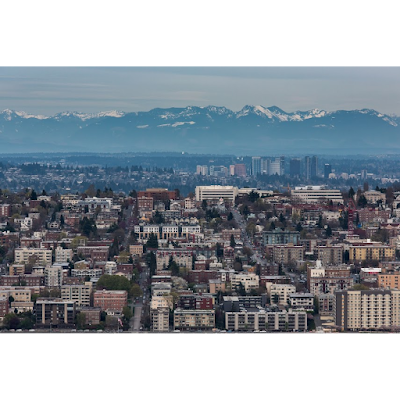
left=1, top=67, right=400, bottom=116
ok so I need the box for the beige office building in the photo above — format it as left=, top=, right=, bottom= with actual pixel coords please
left=291, top=186, right=343, bottom=204
left=195, top=185, right=238, bottom=204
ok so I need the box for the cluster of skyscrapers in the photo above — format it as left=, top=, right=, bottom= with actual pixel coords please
left=288, top=156, right=318, bottom=179
left=251, top=156, right=285, bottom=176
left=198, top=156, right=332, bottom=180
left=252, top=156, right=323, bottom=179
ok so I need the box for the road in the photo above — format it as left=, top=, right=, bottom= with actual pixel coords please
left=231, top=207, right=267, bottom=267
left=130, top=260, right=150, bottom=331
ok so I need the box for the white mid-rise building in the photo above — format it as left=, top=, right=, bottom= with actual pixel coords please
left=55, top=247, right=73, bottom=263
left=230, top=273, right=260, bottom=293
left=44, top=265, right=63, bottom=287
left=269, top=284, right=297, bottom=305
left=291, top=186, right=343, bottom=204
left=195, top=185, right=238, bottom=204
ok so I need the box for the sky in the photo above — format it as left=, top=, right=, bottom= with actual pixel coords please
left=1, top=67, right=400, bottom=116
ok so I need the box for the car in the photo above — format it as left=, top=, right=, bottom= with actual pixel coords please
left=16, top=329, right=22, bottom=332
left=29, top=329, right=35, bottom=332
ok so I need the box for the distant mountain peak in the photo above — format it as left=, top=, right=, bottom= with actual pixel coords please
left=0, top=105, right=399, bottom=154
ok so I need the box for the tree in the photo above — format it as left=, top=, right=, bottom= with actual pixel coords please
left=60, top=214, right=65, bottom=227
left=30, top=190, right=37, bottom=200
left=325, top=225, right=332, bottom=237
left=296, top=222, right=303, bottom=232
left=168, top=256, right=180, bottom=276
left=270, top=221, right=276, bottom=230
left=129, top=283, right=143, bottom=298
left=242, top=205, right=250, bottom=217
left=146, top=233, right=159, bottom=249
left=96, top=274, right=131, bottom=292
left=230, top=234, right=236, bottom=248
left=227, top=212, right=233, bottom=221
left=85, top=184, right=96, bottom=197
left=3, top=313, right=20, bottom=330
left=118, top=251, right=131, bottom=263
left=357, top=194, right=368, bottom=208
left=201, top=200, right=208, bottom=211
left=248, top=190, right=260, bottom=203
left=348, top=187, right=355, bottom=199
left=272, top=294, right=279, bottom=304
left=153, top=211, right=164, bottom=224
left=122, top=306, right=133, bottom=320
left=76, top=312, right=86, bottom=329
left=79, top=217, right=97, bottom=238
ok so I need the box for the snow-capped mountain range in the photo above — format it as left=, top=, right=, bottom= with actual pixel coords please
left=0, top=105, right=399, bottom=154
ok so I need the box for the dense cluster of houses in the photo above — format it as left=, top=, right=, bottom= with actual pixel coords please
left=2, top=184, right=400, bottom=332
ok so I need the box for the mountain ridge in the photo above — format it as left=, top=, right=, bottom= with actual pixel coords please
left=0, top=105, right=399, bottom=155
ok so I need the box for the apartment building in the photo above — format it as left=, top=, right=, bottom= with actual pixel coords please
left=0, top=204, right=11, bottom=217
left=44, top=265, right=63, bottom=287
left=77, top=197, right=113, bottom=211
left=14, top=247, right=52, bottom=266
left=134, top=224, right=201, bottom=240
left=137, top=196, right=154, bottom=211
left=173, top=309, right=215, bottom=331
left=71, top=269, right=103, bottom=279
left=314, top=245, right=343, bottom=265
left=262, top=229, right=300, bottom=246
left=177, top=294, right=214, bottom=310
left=358, top=209, right=390, bottom=224
left=93, top=289, right=128, bottom=313
left=129, top=245, right=144, bottom=257
left=349, top=243, right=395, bottom=262
left=230, top=273, right=260, bottom=293
left=80, top=307, right=101, bottom=326
left=307, top=263, right=353, bottom=295
left=156, top=249, right=193, bottom=271
left=378, top=273, right=400, bottom=290
left=9, top=264, right=25, bottom=276
left=61, top=284, right=91, bottom=307
left=55, top=247, right=73, bottom=263
left=137, top=188, right=179, bottom=202
left=335, top=289, right=400, bottom=331
left=76, top=246, right=109, bottom=262
left=35, top=298, right=76, bottom=326
left=225, top=309, right=307, bottom=332
left=271, top=244, right=304, bottom=265
left=0, top=298, right=9, bottom=319
left=181, top=225, right=202, bottom=239
left=269, top=284, right=296, bottom=305
left=289, top=293, right=314, bottom=310
left=151, top=307, right=170, bottom=332
left=0, top=288, right=31, bottom=308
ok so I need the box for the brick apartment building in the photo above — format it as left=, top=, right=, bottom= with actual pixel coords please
left=93, top=289, right=128, bottom=312
left=0, top=204, right=11, bottom=218
left=76, top=246, right=109, bottom=262
left=137, top=188, right=179, bottom=202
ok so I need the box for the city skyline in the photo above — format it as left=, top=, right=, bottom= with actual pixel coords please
left=1, top=67, right=400, bottom=116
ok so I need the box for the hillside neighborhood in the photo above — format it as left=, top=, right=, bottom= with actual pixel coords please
left=2, top=180, right=400, bottom=333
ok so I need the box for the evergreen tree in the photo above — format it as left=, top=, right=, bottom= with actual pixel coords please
left=230, top=234, right=236, bottom=248
left=146, top=233, right=159, bottom=249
